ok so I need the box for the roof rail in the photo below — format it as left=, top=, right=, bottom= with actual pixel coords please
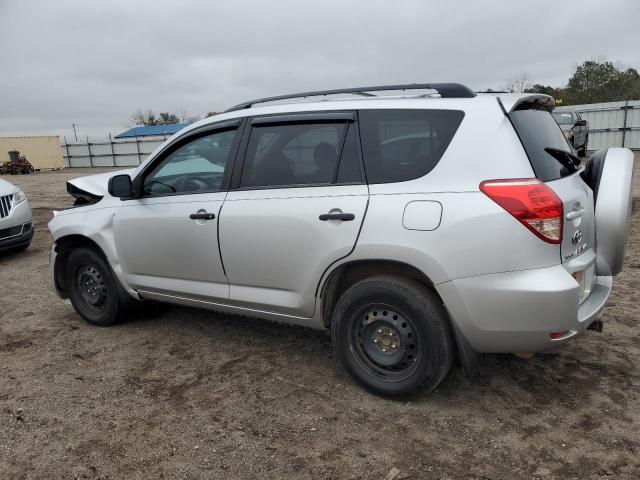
left=225, top=83, right=476, bottom=112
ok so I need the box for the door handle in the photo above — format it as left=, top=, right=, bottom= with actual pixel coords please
left=319, top=212, right=355, bottom=221
left=566, top=208, right=585, bottom=220
left=189, top=212, right=216, bottom=220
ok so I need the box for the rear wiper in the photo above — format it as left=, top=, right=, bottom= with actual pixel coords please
left=544, top=147, right=581, bottom=172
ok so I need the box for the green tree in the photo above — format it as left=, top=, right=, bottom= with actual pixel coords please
left=563, top=60, right=640, bottom=105
left=129, top=109, right=158, bottom=127
left=129, top=110, right=185, bottom=127
left=524, top=84, right=566, bottom=103
left=157, top=112, right=180, bottom=124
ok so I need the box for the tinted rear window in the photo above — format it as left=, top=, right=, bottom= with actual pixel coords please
left=510, top=109, right=577, bottom=181
left=359, top=109, right=464, bottom=184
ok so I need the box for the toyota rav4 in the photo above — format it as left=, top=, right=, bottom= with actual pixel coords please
left=48, top=83, right=634, bottom=396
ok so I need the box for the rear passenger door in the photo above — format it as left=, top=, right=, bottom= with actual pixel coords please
left=219, top=112, right=368, bottom=317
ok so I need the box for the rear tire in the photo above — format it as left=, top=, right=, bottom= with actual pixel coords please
left=331, top=275, right=455, bottom=397
left=66, top=247, right=130, bottom=326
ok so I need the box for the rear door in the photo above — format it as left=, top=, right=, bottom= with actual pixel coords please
left=509, top=107, right=595, bottom=265
left=219, top=113, right=368, bottom=317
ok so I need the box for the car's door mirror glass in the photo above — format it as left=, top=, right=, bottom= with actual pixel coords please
left=108, top=174, right=133, bottom=198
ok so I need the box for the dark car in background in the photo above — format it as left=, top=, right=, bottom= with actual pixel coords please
left=552, top=110, right=589, bottom=157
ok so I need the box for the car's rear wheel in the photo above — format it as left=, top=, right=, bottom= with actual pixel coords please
left=331, top=275, right=455, bottom=397
left=66, top=247, right=130, bottom=326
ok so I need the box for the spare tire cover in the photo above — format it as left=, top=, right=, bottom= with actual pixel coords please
left=594, top=148, right=635, bottom=276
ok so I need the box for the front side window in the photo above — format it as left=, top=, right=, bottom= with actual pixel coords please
left=144, top=128, right=237, bottom=195
left=359, top=109, right=464, bottom=184
left=240, top=121, right=360, bottom=188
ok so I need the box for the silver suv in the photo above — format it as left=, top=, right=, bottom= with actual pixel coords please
left=48, top=84, right=634, bottom=396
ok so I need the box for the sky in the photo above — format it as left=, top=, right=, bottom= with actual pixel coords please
left=0, top=0, right=638, bottom=139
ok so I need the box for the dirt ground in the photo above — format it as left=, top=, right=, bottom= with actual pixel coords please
left=1, top=167, right=639, bottom=480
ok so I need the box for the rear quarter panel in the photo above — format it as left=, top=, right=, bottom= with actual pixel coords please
left=349, top=97, right=560, bottom=284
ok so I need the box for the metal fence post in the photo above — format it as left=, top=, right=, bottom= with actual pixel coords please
left=86, top=135, right=93, bottom=167
left=109, top=133, right=116, bottom=167
left=63, top=136, right=70, bottom=168
left=622, top=101, right=629, bottom=148
left=135, top=136, right=141, bottom=164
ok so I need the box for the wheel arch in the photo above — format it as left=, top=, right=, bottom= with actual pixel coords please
left=319, top=259, right=437, bottom=328
left=318, top=259, right=479, bottom=376
left=53, top=234, right=111, bottom=296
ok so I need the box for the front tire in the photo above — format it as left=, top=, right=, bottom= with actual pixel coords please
left=331, top=275, right=455, bottom=397
left=66, top=247, right=129, bottom=326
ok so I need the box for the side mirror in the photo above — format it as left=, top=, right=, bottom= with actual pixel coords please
left=575, top=119, right=587, bottom=127
left=108, top=174, right=133, bottom=198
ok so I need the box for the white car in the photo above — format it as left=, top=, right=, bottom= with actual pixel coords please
left=48, top=83, right=634, bottom=396
left=0, top=178, right=33, bottom=253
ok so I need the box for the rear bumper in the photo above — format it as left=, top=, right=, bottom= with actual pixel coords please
left=437, top=257, right=612, bottom=353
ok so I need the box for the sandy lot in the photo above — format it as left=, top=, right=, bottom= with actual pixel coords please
left=1, top=167, right=639, bottom=479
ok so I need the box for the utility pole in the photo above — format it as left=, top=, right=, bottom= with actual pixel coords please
left=72, top=123, right=78, bottom=141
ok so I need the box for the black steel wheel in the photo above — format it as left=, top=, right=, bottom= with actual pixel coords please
left=332, top=275, right=455, bottom=397
left=75, top=264, right=109, bottom=315
left=66, top=247, right=130, bottom=326
left=350, top=306, right=422, bottom=382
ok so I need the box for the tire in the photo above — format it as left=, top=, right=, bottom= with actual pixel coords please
left=581, top=148, right=607, bottom=202
left=331, top=275, right=455, bottom=397
left=65, top=247, right=130, bottom=326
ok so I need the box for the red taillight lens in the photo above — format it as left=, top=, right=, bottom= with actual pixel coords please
left=480, top=178, right=563, bottom=244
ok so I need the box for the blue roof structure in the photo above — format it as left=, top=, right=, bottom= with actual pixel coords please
left=114, top=123, right=188, bottom=139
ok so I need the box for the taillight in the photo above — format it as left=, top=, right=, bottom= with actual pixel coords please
left=480, top=178, right=563, bottom=244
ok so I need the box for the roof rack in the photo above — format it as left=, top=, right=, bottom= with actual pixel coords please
left=225, top=83, right=476, bottom=112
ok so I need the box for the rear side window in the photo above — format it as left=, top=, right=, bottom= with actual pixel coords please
left=240, top=121, right=360, bottom=188
left=510, top=109, right=577, bottom=181
left=358, top=109, right=464, bottom=184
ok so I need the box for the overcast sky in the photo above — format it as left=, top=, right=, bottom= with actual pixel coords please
left=1, top=0, right=638, bottom=139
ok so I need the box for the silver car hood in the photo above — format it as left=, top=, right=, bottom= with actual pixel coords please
left=67, top=168, right=136, bottom=199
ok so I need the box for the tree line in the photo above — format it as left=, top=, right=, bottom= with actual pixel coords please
left=505, top=59, right=640, bottom=105
left=129, top=109, right=219, bottom=127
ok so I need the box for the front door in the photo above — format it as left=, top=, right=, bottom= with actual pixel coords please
left=114, top=125, right=241, bottom=301
left=219, top=115, right=368, bottom=317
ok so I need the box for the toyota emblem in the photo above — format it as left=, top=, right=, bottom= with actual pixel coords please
left=572, top=229, right=583, bottom=245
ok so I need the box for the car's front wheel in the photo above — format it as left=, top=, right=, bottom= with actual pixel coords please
left=66, top=247, right=130, bottom=326
left=331, top=275, right=455, bottom=397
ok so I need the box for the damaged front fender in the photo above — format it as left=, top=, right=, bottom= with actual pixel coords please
left=66, top=168, right=136, bottom=206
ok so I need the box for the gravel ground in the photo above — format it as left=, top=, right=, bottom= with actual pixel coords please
left=1, top=166, right=639, bottom=480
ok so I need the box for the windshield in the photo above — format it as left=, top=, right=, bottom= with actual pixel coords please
left=552, top=111, right=574, bottom=125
